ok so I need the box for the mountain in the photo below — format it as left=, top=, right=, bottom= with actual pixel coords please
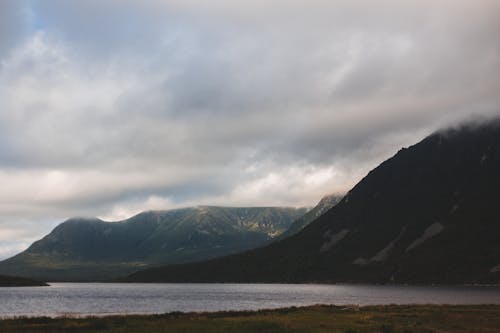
left=124, top=119, right=500, bottom=284
left=0, top=275, right=47, bottom=287
left=0, top=206, right=306, bottom=281
left=278, top=194, right=342, bottom=239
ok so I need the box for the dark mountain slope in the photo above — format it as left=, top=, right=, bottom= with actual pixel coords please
left=0, top=206, right=306, bottom=281
left=124, top=119, right=500, bottom=284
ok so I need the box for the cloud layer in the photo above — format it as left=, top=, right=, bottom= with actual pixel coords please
left=0, top=0, right=499, bottom=258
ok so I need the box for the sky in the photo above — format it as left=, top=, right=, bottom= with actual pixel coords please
left=0, top=0, right=499, bottom=259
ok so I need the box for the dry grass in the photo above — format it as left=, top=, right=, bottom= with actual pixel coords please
left=1, top=305, right=500, bottom=333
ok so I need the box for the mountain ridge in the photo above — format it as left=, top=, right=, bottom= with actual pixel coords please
left=0, top=206, right=307, bottom=281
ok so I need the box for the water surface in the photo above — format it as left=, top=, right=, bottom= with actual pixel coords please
left=1, top=283, right=500, bottom=317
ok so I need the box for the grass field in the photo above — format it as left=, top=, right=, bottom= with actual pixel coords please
left=1, top=305, right=500, bottom=333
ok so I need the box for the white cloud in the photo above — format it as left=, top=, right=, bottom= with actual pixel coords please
left=99, top=195, right=176, bottom=221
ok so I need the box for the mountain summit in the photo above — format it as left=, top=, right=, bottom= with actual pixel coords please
left=124, top=119, right=500, bottom=284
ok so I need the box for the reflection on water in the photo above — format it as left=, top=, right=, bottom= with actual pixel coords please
left=1, top=283, right=500, bottom=317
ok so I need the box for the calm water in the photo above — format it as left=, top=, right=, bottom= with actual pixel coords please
left=1, top=283, right=500, bottom=317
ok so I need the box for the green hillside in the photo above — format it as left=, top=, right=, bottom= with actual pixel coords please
left=0, top=206, right=306, bottom=281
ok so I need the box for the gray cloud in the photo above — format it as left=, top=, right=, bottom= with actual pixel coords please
left=0, top=2, right=27, bottom=56
left=0, top=0, right=499, bottom=258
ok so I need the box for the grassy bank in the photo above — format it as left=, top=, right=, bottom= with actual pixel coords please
left=1, top=305, right=500, bottom=333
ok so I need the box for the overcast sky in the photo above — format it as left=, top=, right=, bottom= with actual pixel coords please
left=0, top=0, right=499, bottom=259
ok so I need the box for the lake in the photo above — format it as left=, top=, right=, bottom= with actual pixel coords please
left=1, top=283, right=500, bottom=317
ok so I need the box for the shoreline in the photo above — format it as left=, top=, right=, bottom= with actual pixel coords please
left=33, top=280, right=500, bottom=287
left=1, top=303, right=500, bottom=320
left=0, top=275, right=48, bottom=288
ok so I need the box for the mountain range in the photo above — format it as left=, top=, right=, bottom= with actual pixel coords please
left=0, top=206, right=306, bottom=281
left=2, top=119, right=498, bottom=285
left=123, top=119, right=500, bottom=284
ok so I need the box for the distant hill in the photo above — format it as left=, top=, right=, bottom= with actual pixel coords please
left=124, top=119, right=500, bottom=284
left=0, top=206, right=306, bottom=281
left=0, top=275, right=47, bottom=287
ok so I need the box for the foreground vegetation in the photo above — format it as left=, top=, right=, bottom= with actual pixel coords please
left=2, top=305, right=500, bottom=333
